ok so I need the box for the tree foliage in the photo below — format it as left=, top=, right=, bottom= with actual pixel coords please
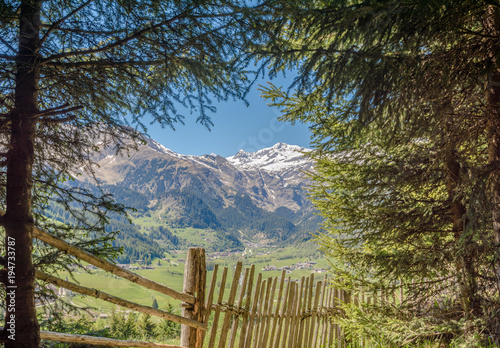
left=261, top=0, right=500, bottom=345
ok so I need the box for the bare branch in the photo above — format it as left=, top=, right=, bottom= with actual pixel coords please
left=0, top=118, right=10, bottom=129
left=39, top=25, right=130, bottom=36
left=38, top=103, right=70, bottom=113
left=0, top=37, right=16, bottom=54
left=36, top=105, right=83, bottom=118
left=35, top=103, right=72, bottom=116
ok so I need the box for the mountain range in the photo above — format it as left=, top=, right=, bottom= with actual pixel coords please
left=51, top=136, right=321, bottom=261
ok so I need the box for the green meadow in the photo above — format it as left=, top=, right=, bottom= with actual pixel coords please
left=57, top=241, right=328, bottom=313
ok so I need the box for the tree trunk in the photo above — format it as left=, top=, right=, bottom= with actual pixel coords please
left=484, top=5, right=500, bottom=292
left=441, top=95, right=480, bottom=318
left=441, top=91, right=481, bottom=320
left=2, top=0, right=41, bottom=346
left=444, top=141, right=479, bottom=318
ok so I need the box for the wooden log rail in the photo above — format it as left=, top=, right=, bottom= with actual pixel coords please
left=208, top=303, right=340, bottom=318
left=0, top=329, right=184, bottom=348
left=32, top=225, right=195, bottom=304
left=40, top=330, right=184, bottom=348
left=36, top=270, right=206, bottom=330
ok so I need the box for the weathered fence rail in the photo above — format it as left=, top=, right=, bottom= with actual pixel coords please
left=39, top=331, right=184, bottom=348
left=33, top=226, right=195, bottom=304
left=25, top=224, right=207, bottom=348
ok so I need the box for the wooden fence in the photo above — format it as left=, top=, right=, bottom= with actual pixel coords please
left=8, top=226, right=399, bottom=347
left=202, top=263, right=403, bottom=348
left=28, top=227, right=208, bottom=348
left=203, top=262, right=345, bottom=348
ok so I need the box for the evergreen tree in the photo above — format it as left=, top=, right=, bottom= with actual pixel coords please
left=155, top=303, right=181, bottom=340
left=108, top=310, right=125, bottom=338
left=0, top=1, right=274, bottom=346
left=109, top=311, right=138, bottom=340
left=261, top=0, right=500, bottom=345
left=152, top=298, right=159, bottom=310
left=137, top=314, right=156, bottom=339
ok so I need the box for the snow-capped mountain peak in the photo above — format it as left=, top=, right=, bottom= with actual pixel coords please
left=227, top=143, right=311, bottom=172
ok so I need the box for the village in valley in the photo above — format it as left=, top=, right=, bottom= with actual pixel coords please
left=80, top=247, right=328, bottom=275
left=261, top=261, right=327, bottom=274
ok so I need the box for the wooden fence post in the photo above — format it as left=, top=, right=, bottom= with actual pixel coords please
left=181, top=248, right=206, bottom=348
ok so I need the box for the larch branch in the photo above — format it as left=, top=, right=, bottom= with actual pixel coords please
left=39, top=0, right=96, bottom=46
left=36, top=105, right=83, bottom=118
left=45, top=59, right=165, bottom=68
left=41, top=11, right=188, bottom=64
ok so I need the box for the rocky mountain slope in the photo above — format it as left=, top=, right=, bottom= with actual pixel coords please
left=76, top=136, right=320, bottom=249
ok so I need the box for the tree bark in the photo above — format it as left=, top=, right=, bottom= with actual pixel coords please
left=2, top=0, right=41, bottom=346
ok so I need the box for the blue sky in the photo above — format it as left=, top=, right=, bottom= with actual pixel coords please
left=144, top=75, right=312, bottom=157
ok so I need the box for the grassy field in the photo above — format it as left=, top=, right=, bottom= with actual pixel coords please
left=56, top=244, right=328, bottom=313
left=58, top=259, right=186, bottom=311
